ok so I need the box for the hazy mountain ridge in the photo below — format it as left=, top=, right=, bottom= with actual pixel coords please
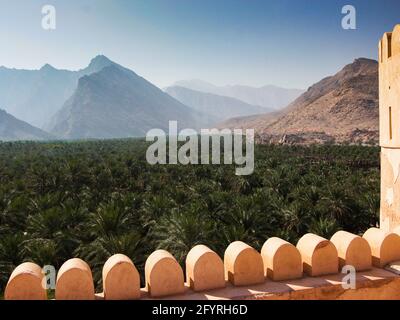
left=48, top=65, right=212, bottom=139
left=220, top=58, right=379, bottom=145
left=173, top=79, right=304, bottom=111
left=0, top=55, right=115, bottom=128
left=165, top=86, right=267, bottom=122
left=0, top=108, right=53, bottom=141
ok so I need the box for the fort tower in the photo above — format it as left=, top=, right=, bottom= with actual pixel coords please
left=379, top=24, right=400, bottom=232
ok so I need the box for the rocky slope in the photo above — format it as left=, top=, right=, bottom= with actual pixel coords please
left=0, top=109, right=53, bottom=141
left=220, top=58, right=379, bottom=145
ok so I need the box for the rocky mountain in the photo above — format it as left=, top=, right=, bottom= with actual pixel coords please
left=165, top=86, right=267, bottom=122
left=48, top=65, right=211, bottom=139
left=0, top=55, right=115, bottom=128
left=220, top=58, right=379, bottom=145
left=173, top=79, right=304, bottom=111
left=0, top=109, right=53, bottom=141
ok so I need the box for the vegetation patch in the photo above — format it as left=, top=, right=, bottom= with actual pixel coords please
left=0, top=139, right=380, bottom=294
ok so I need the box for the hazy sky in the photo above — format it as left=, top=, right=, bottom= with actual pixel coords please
left=1, top=0, right=400, bottom=89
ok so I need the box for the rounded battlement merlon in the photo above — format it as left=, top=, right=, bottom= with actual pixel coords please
left=393, top=25, right=400, bottom=57
left=380, top=32, right=392, bottom=63
left=380, top=25, right=400, bottom=64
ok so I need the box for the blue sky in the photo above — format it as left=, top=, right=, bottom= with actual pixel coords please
left=0, top=0, right=399, bottom=89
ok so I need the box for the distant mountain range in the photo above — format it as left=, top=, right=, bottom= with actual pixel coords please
left=0, top=55, right=115, bottom=128
left=173, top=79, right=304, bottom=111
left=220, top=58, right=379, bottom=145
left=0, top=56, right=215, bottom=141
left=0, top=56, right=380, bottom=144
left=0, top=109, right=53, bottom=141
left=165, top=86, right=267, bottom=122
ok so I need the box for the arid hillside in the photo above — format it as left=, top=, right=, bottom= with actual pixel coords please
left=220, top=58, right=379, bottom=145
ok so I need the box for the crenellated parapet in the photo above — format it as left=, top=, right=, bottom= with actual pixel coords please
left=4, top=228, right=400, bottom=300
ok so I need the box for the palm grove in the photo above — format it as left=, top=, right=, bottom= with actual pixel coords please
left=0, top=139, right=380, bottom=295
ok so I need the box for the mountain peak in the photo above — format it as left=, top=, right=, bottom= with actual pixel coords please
left=40, top=63, right=57, bottom=71
left=48, top=61, right=210, bottom=139
left=339, top=58, right=378, bottom=78
left=88, top=55, right=114, bottom=69
left=353, top=57, right=377, bottom=64
left=348, top=58, right=378, bottom=70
